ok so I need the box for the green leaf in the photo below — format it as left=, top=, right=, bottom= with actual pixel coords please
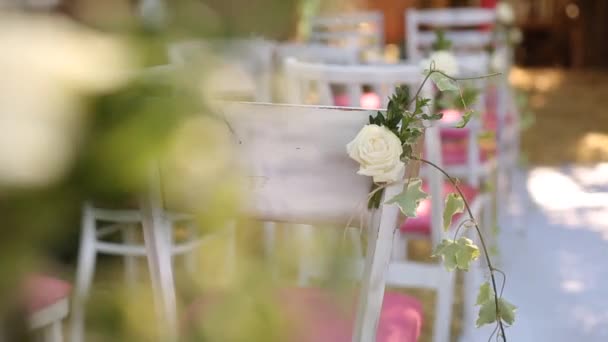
left=443, top=193, right=465, bottom=231
left=476, top=282, right=494, bottom=305
left=475, top=282, right=517, bottom=327
left=458, top=87, right=480, bottom=110
left=386, top=178, right=428, bottom=217
left=476, top=298, right=497, bottom=327
left=498, top=298, right=517, bottom=325
left=421, top=112, right=443, bottom=121
left=429, top=72, right=459, bottom=92
left=432, top=237, right=480, bottom=271
left=455, top=109, right=474, bottom=128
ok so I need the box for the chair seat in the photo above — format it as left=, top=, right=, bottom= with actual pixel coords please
left=184, top=288, right=423, bottom=342
left=442, top=140, right=494, bottom=166
left=24, top=275, right=71, bottom=314
left=400, top=182, right=479, bottom=235
left=440, top=108, right=514, bottom=140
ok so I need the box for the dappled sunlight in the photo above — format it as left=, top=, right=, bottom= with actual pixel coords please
left=509, top=67, right=564, bottom=93
left=527, top=167, right=608, bottom=210
left=576, top=133, right=608, bottom=163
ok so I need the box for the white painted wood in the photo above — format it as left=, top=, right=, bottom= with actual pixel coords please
left=406, top=8, right=496, bottom=61
left=139, top=166, right=177, bottom=341
left=352, top=179, right=403, bottom=342
left=221, top=102, right=406, bottom=341
left=275, top=42, right=360, bottom=65
left=310, top=11, right=384, bottom=51
left=284, top=59, right=422, bottom=108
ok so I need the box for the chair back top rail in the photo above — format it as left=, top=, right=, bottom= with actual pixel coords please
left=406, top=7, right=496, bottom=61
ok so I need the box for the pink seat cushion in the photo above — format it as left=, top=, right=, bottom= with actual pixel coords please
left=184, top=288, right=423, bottom=342
left=442, top=141, right=494, bottom=166
left=400, top=182, right=479, bottom=235
left=23, top=274, right=71, bottom=313
left=440, top=108, right=514, bottom=140
left=333, top=92, right=382, bottom=109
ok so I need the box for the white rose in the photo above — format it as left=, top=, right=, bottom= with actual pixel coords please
left=496, top=2, right=515, bottom=25
left=420, top=50, right=459, bottom=76
left=346, top=124, right=405, bottom=183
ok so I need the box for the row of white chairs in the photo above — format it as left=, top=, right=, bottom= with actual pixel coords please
left=69, top=6, right=519, bottom=342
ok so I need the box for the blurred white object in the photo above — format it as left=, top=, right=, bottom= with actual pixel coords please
left=168, top=38, right=274, bottom=102
left=0, top=14, right=132, bottom=188
left=509, top=27, right=523, bottom=44
left=496, top=1, right=515, bottom=25
left=420, top=50, right=460, bottom=75
left=138, top=0, right=166, bottom=28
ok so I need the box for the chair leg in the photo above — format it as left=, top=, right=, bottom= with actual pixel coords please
left=391, top=232, right=407, bottom=261
left=42, top=321, right=63, bottom=342
left=122, top=224, right=139, bottom=289
left=183, top=223, right=199, bottom=276
left=225, top=221, right=237, bottom=280
left=140, top=202, right=178, bottom=341
left=295, top=224, right=315, bottom=287
left=263, top=221, right=277, bottom=279
left=434, top=270, right=455, bottom=342
left=70, top=204, right=97, bottom=342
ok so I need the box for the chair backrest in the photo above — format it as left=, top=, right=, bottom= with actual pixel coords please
left=310, top=11, right=384, bottom=51
left=167, top=38, right=275, bottom=102
left=275, top=42, right=360, bottom=65
left=220, top=102, right=408, bottom=340
left=283, top=61, right=448, bottom=244
left=406, top=8, right=496, bottom=61
left=284, top=59, right=422, bottom=109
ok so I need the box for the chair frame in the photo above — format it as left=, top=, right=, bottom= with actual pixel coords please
left=221, top=101, right=413, bottom=341
left=310, top=11, right=384, bottom=51
left=406, top=7, right=497, bottom=62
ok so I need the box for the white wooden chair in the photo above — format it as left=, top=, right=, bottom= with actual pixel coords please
left=220, top=101, right=424, bottom=341
left=310, top=11, right=384, bottom=52
left=26, top=275, right=71, bottom=342
left=284, top=59, right=489, bottom=341
left=168, top=38, right=275, bottom=102
left=70, top=65, right=237, bottom=342
left=405, top=8, right=496, bottom=62
left=406, top=7, right=520, bottom=192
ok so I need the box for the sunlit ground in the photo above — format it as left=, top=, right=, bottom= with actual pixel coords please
left=473, top=164, right=608, bottom=341
left=510, top=67, right=608, bottom=165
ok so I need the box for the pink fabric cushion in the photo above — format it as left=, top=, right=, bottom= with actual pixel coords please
left=23, top=274, right=71, bottom=313
left=333, top=92, right=382, bottom=109
left=400, top=182, right=479, bottom=235
left=439, top=108, right=514, bottom=140
left=184, top=288, right=423, bottom=342
left=441, top=141, right=494, bottom=166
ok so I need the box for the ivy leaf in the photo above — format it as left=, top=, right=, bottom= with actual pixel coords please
left=421, top=112, right=443, bottom=121
left=386, top=178, right=428, bottom=217
left=476, top=298, right=498, bottom=327
left=476, top=282, right=494, bottom=305
left=455, top=109, right=474, bottom=128
left=475, top=282, right=518, bottom=327
left=443, top=193, right=465, bottom=231
left=458, top=87, right=480, bottom=110
left=432, top=237, right=480, bottom=271
left=499, top=298, right=517, bottom=325
left=429, top=72, right=459, bottom=92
